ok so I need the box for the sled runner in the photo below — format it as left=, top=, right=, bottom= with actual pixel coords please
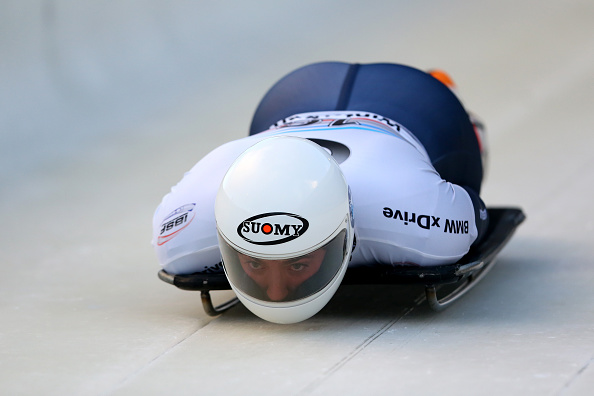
left=158, top=207, right=525, bottom=316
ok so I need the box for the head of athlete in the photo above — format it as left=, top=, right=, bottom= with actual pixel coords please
left=215, top=136, right=354, bottom=324
left=236, top=248, right=327, bottom=301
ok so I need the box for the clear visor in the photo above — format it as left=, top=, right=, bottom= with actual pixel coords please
left=219, top=229, right=348, bottom=303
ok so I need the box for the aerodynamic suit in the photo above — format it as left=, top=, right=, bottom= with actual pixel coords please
left=152, top=62, right=489, bottom=275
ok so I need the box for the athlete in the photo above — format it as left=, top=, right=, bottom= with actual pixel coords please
left=152, top=62, right=489, bottom=324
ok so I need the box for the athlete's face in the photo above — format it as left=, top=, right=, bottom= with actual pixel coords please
left=238, top=249, right=327, bottom=301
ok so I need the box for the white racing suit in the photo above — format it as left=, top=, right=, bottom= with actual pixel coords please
left=152, top=111, right=485, bottom=276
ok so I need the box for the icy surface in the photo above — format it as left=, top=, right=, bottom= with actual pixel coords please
left=1, top=1, right=593, bottom=395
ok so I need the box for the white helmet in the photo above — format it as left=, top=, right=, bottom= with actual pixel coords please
left=215, top=136, right=354, bottom=324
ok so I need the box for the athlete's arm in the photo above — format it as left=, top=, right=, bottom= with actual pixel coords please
left=460, top=186, right=489, bottom=246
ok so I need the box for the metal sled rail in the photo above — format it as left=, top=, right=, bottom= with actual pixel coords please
left=157, top=207, right=525, bottom=316
left=425, top=207, right=525, bottom=310
left=158, top=270, right=240, bottom=315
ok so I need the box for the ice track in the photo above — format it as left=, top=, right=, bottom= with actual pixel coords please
left=1, top=1, right=593, bottom=395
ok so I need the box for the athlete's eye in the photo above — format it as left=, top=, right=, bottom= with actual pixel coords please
left=248, top=261, right=263, bottom=270
left=289, top=262, right=307, bottom=271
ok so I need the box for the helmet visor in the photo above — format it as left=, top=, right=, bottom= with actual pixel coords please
left=219, top=229, right=348, bottom=303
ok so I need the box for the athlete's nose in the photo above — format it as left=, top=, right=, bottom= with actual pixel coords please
left=266, top=269, right=289, bottom=301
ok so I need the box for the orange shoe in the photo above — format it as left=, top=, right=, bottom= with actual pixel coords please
left=429, top=69, right=457, bottom=90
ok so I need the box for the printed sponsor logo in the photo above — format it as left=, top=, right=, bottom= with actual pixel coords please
left=273, top=113, right=401, bottom=131
left=348, top=186, right=355, bottom=227
left=157, top=204, right=196, bottom=245
left=443, top=219, right=469, bottom=234
left=338, top=113, right=400, bottom=130
left=198, top=261, right=224, bottom=274
left=237, top=212, right=309, bottom=245
left=382, top=207, right=469, bottom=235
left=329, top=118, right=360, bottom=127
left=480, top=209, right=488, bottom=221
left=276, top=117, right=321, bottom=128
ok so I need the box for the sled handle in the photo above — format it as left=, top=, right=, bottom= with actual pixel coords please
left=425, top=258, right=492, bottom=311
left=158, top=270, right=239, bottom=316
left=200, top=291, right=240, bottom=316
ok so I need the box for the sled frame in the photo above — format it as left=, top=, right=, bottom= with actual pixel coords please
left=157, top=207, right=525, bottom=316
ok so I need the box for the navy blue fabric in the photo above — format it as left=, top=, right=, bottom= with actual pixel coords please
left=249, top=62, right=483, bottom=193
left=249, top=62, right=352, bottom=133
left=462, top=186, right=489, bottom=246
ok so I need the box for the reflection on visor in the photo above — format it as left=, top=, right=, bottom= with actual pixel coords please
left=220, top=229, right=347, bottom=303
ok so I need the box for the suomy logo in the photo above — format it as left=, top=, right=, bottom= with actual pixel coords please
left=237, top=212, right=309, bottom=245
